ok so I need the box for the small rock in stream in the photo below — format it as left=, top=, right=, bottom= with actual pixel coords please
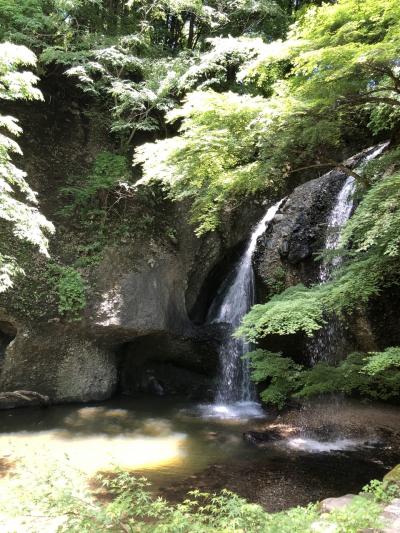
left=243, top=430, right=282, bottom=446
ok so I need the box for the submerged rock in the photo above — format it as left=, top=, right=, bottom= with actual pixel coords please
left=0, top=390, right=49, bottom=409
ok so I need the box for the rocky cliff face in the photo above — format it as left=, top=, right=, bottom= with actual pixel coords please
left=253, top=146, right=396, bottom=361
left=2, top=84, right=394, bottom=406
left=0, top=81, right=265, bottom=404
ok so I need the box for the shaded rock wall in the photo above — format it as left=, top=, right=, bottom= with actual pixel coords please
left=0, top=80, right=264, bottom=404
left=0, top=314, right=117, bottom=402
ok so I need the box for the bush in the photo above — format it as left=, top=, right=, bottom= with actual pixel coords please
left=47, top=265, right=86, bottom=319
left=246, top=347, right=400, bottom=408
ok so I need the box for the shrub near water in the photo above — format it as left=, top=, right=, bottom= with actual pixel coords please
left=244, top=347, right=400, bottom=408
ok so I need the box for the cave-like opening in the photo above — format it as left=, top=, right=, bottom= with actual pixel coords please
left=116, top=332, right=219, bottom=400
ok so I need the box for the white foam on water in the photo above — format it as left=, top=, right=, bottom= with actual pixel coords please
left=196, top=401, right=266, bottom=420
left=286, top=437, right=364, bottom=453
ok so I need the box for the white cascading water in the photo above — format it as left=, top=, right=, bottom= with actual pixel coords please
left=200, top=200, right=284, bottom=419
left=310, top=141, right=390, bottom=364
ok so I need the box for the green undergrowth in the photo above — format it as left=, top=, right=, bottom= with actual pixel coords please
left=245, top=347, right=400, bottom=409
left=46, top=264, right=86, bottom=319
left=0, top=225, right=86, bottom=321
left=1, top=465, right=398, bottom=533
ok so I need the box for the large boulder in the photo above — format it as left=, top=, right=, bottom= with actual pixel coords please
left=384, top=464, right=400, bottom=489
left=0, top=320, right=117, bottom=402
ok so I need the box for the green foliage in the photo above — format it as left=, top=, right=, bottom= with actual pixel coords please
left=363, top=347, right=400, bottom=376
left=135, top=0, right=400, bottom=233
left=0, top=0, right=54, bottom=49
left=362, top=479, right=400, bottom=504
left=245, top=349, right=302, bottom=408
left=135, top=90, right=271, bottom=235
left=0, top=42, right=54, bottom=292
left=240, top=170, right=400, bottom=343
left=246, top=347, right=400, bottom=408
left=238, top=284, right=325, bottom=340
left=0, top=253, right=23, bottom=292
left=63, top=40, right=187, bottom=146
left=178, top=36, right=271, bottom=93
left=341, top=172, right=400, bottom=259
left=60, top=151, right=130, bottom=221
left=1, top=0, right=293, bottom=148
left=2, top=465, right=394, bottom=533
left=325, top=496, right=382, bottom=533
left=302, top=348, right=400, bottom=400
left=47, top=264, right=86, bottom=318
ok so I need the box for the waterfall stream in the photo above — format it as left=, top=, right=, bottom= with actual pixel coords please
left=310, top=142, right=390, bottom=364
left=200, top=143, right=388, bottom=418
left=202, top=200, right=284, bottom=418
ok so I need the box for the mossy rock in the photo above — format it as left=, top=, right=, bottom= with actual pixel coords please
left=384, top=464, right=400, bottom=487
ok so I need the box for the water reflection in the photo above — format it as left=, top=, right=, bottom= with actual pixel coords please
left=194, top=400, right=266, bottom=420
left=0, top=430, right=187, bottom=474
left=0, top=395, right=398, bottom=509
left=0, top=396, right=263, bottom=481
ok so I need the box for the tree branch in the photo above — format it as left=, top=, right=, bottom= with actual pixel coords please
left=340, top=94, right=400, bottom=108
left=290, top=160, right=368, bottom=186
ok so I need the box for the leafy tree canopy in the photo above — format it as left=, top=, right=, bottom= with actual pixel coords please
left=135, top=0, right=400, bottom=234
left=0, top=42, right=54, bottom=292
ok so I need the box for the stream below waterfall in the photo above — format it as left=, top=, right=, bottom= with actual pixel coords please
left=0, top=395, right=399, bottom=512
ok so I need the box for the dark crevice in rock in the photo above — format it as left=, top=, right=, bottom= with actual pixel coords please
left=0, top=321, right=17, bottom=366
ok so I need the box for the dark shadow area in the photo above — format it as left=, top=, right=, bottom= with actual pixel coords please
left=117, top=331, right=220, bottom=400
left=188, top=240, right=247, bottom=324
left=155, top=450, right=391, bottom=512
left=368, top=285, right=400, bottom=349
left=0, top=321, right=17, bottom=363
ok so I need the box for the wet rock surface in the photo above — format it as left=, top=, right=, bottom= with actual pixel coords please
left=253, top=145, right=399, bottom=361
left=254, top=146, right=385, bottom=293
left=243, top=429, right=285, bottom=446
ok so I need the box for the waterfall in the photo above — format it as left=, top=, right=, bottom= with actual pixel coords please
left=310, top=142, right=389, bottom=363
left=318, top=176, right=357, bottom=283
left=203, top=200, right=283, bottom=417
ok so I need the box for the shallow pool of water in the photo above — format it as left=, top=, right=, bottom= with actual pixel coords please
left=0, top=395, right=399, bottom=511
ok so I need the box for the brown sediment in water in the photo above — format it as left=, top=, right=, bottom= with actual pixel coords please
left=151, top=443, right=398, bottom=512
left=265, top=399, right=400, bottom=444
left=0, top=458, right=16, bottom=478
left=140, top=399, right=400, bottom=512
